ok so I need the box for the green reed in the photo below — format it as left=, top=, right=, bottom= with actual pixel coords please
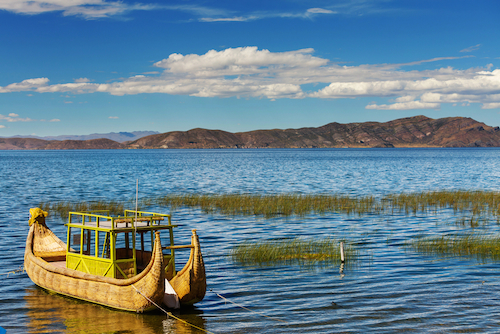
left=155, top=193, right=383, bottom=217
left=231, top=238, right=358, bottom=266
left=156, top=191, right=500, bottom=218
left=407, top=233, right=500, bottom=261
left=384, top=190, right=500, bottom=216
left=39, top=200, right=126, bottom=218
left=39, top=190, right=500, bottom=219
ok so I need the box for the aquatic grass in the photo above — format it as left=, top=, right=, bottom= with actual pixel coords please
left=39, top=190, right=500, bottom=219
left=231, top=238, right=359, bottom=267
left=384, top=190, right=500, bottom=217
left=39, top=200, right=127, bottom=219
left=407, top=234, right=500, bottom=262
left=155, top=193, right=383, bottom=217
left=454, top=216, right=483, bottom=228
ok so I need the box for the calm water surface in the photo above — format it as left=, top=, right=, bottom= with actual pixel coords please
left=1, top=148, right=500, bottom=333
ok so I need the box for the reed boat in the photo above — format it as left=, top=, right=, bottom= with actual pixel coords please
left=24, top=207, right=206, bottom=312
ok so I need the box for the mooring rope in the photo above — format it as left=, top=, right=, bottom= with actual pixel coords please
left=210, top=289, right=287, bottom=323
left=0, top=266, right=25, bottom=277
left=132, top=284, right=215, bottom=334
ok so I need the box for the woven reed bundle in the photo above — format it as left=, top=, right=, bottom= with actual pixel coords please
left=28, top=207, right=66, bottom=258
left=32, top=223, right=66, bottom=258
left=25, top=223, right=166, bottom=312
left=169, top=229, right=206, bottom=305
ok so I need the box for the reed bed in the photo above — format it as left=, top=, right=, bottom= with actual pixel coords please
left=156, top=191, right=500, bottom=218
left=407, top=234, right=500, bottom=261
left=39, top=200, right=126, bottom=218
left=384, top=190, right=500, bottom=216
left=155, top=193, right=383, bottom=217
left=39, top=190, right=500, bottom=219
left=231, top=238, right=358, bottom=266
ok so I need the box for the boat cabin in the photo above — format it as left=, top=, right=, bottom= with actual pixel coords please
left=65, top=210, right=182, bottom=279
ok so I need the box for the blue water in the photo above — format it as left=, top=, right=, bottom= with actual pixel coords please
left=1, top=148, right=500, bottom=333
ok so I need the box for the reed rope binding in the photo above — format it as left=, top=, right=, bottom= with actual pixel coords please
left=132, top=284, right=215, bottom=334
left=210, top=289, right=287, bottom=323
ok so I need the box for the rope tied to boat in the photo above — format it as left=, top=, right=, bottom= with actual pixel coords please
left=210, top=289, right=287, bottom=323
left=132, top=284, right=215, bottom=334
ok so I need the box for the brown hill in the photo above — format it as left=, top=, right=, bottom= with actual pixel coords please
left=2, top=116, right=499, bottom=150
left=0, top=137, right=52, bottom=150
left=127, top=116, right=500, bottom=149
left=0, top=138, right=125, bottom=150
left=43, top=138, right=125, bottom=150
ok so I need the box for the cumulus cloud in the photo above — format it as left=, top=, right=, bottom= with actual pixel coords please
left=153, top=47, right=327, bottom=73
left=0, top=0, right=156, bottom=19
left=0, top=78, right=49, bottom=93
left=366, top=101, right=440, bottom=110
left=1, top=47, right=500, bottom=110
left=0, top=113, right=35, bottom=122
left=483, top=103, right=500, bottom=109
left=74, top=77, right=91, bottom=83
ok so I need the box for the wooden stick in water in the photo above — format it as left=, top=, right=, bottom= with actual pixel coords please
left=340, top=242, right=345, bottom=263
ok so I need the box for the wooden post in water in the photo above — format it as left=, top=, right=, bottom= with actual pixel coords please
left=340, top=242, right=345, bottom=263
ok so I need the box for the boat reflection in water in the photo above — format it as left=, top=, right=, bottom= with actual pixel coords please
left=24, top=287, right=207, bottom=334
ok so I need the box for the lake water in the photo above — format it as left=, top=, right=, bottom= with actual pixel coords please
left=1, top=148, right=500, bottom=333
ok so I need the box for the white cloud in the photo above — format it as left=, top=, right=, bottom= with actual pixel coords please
left=198, top=5, right=336, bottom=22
left=460, top=44, right=481, bottom=53
left=482, top=103, right=500, bottom=109
left=0, top=113, right=35, bottom=122
left=0, top=0, right=156, bottom=19
left=109, top=116, right=119, bottom=119
left=0, top=125, right=5, bottom=129
left=306, top=8, right=335, bottom=14
left=0, top=113, right=59, bottom=122
left=0, top=0, right=395, bottom=21
left=366, top=101, right=440, bottom=110
left=153, top=47, right=327, bottom=73
left=200, top=16, right=250, bottom=22
left=74, top=78, right=91, bottom=83
left=1, top=47, right=500, bottom=110
left=0, top=78, right=49, bottom=93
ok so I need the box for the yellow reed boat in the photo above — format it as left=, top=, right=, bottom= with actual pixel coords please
left=24, top=207, right=206, bottom=312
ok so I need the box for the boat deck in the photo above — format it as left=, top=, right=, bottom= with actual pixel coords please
left=50, top=261, right=66, bottom=269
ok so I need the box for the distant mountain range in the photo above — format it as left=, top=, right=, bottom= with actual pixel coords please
left=1, top=131, right=159, bottom=143
left=1, top=116, right=500, bottom=150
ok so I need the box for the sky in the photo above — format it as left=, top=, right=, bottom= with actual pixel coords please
left=0, top=0, right=499, bottom=137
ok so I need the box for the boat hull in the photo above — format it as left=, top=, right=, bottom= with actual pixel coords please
left=24, top=222, right=165, bottom=312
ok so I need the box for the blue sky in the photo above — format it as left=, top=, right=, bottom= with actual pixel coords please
left=1, top=0, right=499, bottom=137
